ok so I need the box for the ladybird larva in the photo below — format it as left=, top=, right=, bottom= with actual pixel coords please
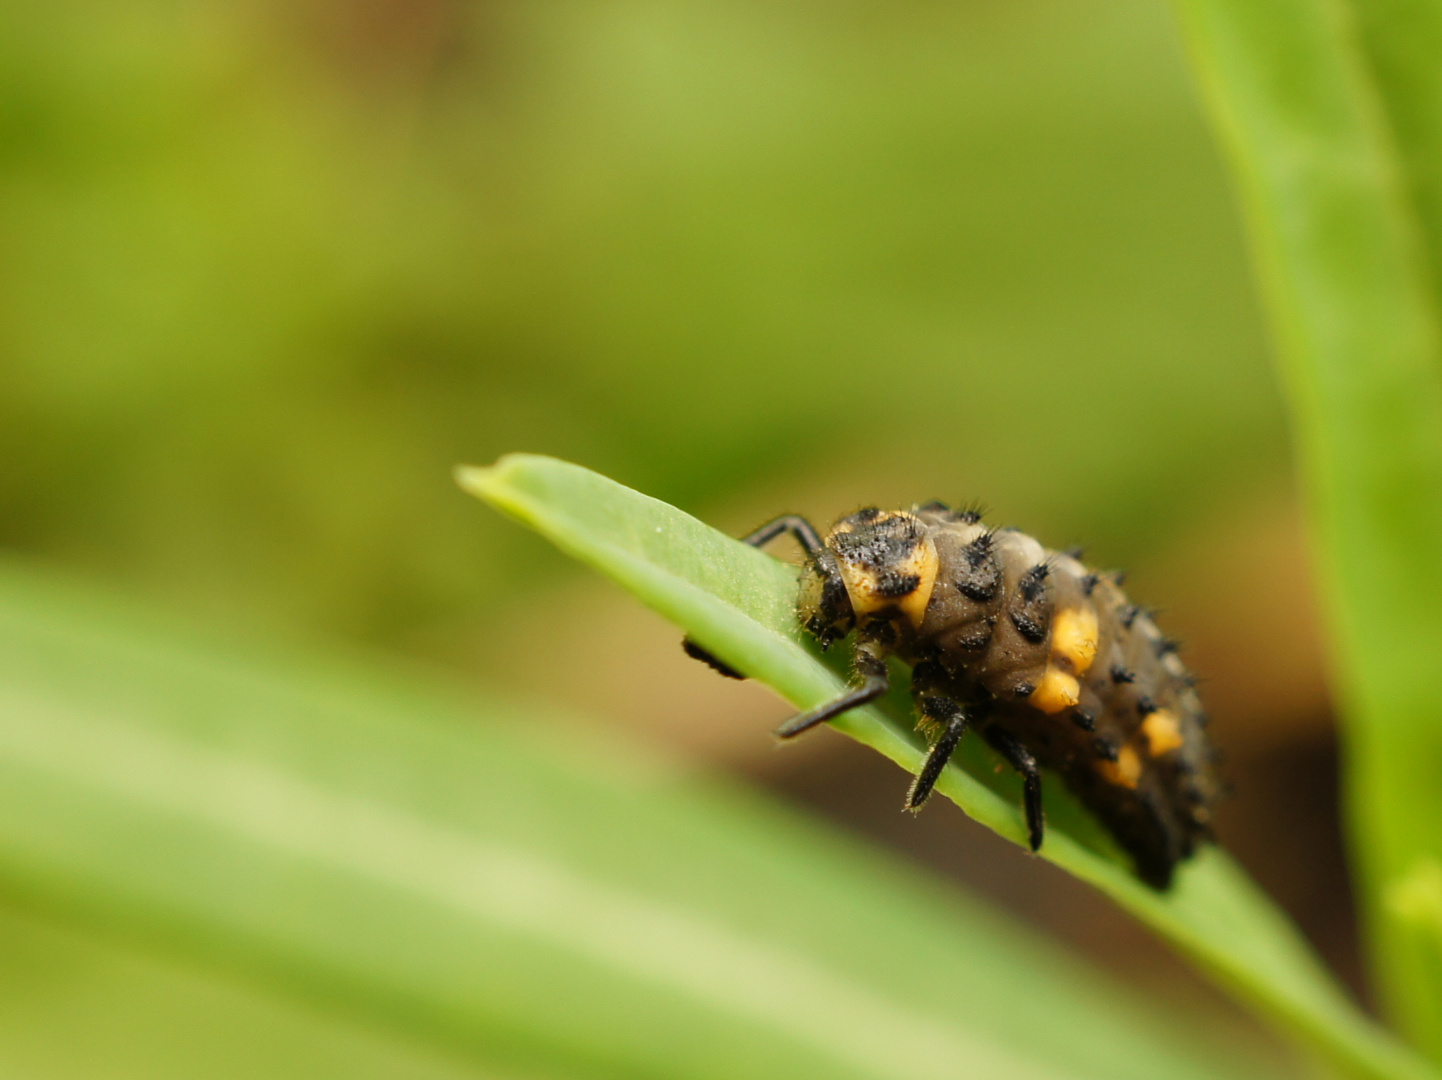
left=686, top=503, right=1221, bottom=889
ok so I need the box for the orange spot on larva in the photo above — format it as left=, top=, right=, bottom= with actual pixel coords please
left=1097, top=744, right=1142, bottom=788
left=1142, top=710, right=1184, bottom=756
left=1051, top=606, right=1099, bottom=675
left=1031, top=665, right=1080, bottom=713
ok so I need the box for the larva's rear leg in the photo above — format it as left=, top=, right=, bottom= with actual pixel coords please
left=682, top=515, right=826, bottom=679
left=984, top=726, right=1045, bottom=852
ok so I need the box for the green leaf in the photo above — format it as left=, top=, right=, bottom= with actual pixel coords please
left=0, top=556, right=1277, bottom=1080
left=1171, top=0, right=1442, bottom=1060
left=460, top=453, right=1438, bottom=1080
left=0, top=904, right=490, bottom=1080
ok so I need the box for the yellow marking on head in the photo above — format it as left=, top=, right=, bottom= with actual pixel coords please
left=1050, top=606, right=1098, bottom=676
left=1141, top=709, right=1184, bottom=757
left=1096, top=744, right=1142, bottom=789
left=897, top=537, right=938, bottom=627
left=829, top=514, right=938, bottom=629
left=1030, top=665, right=1080, bottom=713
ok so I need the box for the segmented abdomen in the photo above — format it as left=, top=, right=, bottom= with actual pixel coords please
left=908, top=506, right=1218, bottom=886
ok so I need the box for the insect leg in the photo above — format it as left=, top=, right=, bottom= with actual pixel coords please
left=774, top=631, right=889, bottom=739
left=680, top=638, right=744, bottom=679
left=741, top=515, right=825, bottom=557
left=682, top=515, right=827, bottom=678
left=984, top=726, right=1045, bottom=852
left=904, top=694, right=970, bottom=811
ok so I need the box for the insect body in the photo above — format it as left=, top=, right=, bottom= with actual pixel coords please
left=691, top=503, right=1220, bottom=889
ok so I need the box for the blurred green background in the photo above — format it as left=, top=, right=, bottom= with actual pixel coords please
left=0, top=0, right=1347, bottom=1075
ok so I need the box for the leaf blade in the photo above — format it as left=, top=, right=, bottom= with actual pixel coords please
left=0, top=555, right=1271, bottom=1080
left=461, top=453, right=1438, bottom=1080
left=1171, top=0, right=1442, bottom=1057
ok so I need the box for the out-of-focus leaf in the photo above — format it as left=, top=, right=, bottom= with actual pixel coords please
left=0, top=0, right=1282, bottom=648
left=460, top=453, right=1437, bottom=1080
left=0, top=904, right=491, bottom=1080
left=1172, top=0, right=1442, bottom=1061
left=0, top=557, right=1275, bottom=1080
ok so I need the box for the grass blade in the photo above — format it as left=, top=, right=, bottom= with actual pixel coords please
left=460, top=453, right=1438, bottom=1080
left=1172, top=0, right=1442, bottom=1058
left=0, top=557, right=1275, bottom=1080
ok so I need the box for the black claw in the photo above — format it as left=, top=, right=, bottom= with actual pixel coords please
left=1025, top=776, right=1045, bottom=851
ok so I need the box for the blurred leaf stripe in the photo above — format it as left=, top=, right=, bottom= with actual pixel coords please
left=460, top=454, right=1438, bottom=1080
left=0, top=559, right=1262, bottom=1080
left=1174, top=0, right=1442, bottom=1059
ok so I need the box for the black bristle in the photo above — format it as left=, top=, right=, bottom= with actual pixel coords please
left=1071, top=708, right=1096, bottom=732
left=1109, top=665, right=1135, bottom=685
left=962, top=532, right=994, bottom=567
left=1018, top=562, right=1050, bottom=602
left=1062, top=545, right=1086, bottom=560
left=1111, top=570, right=1128, bottom=587
left=1136, top=696, right=1158, bottom=717
left=1080, top=573, right=1099, bottom=596
left=1014, top=682, right=1035, bottom=698
left=1119, top=605, right=1141, bottom=629
left=1156, top=637, right=1181, bottom=657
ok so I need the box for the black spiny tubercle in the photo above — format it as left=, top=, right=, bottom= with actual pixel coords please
left=1018, top=561, right=1050, bottom=602
left=1009, top=610, right=1048, bottom=644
